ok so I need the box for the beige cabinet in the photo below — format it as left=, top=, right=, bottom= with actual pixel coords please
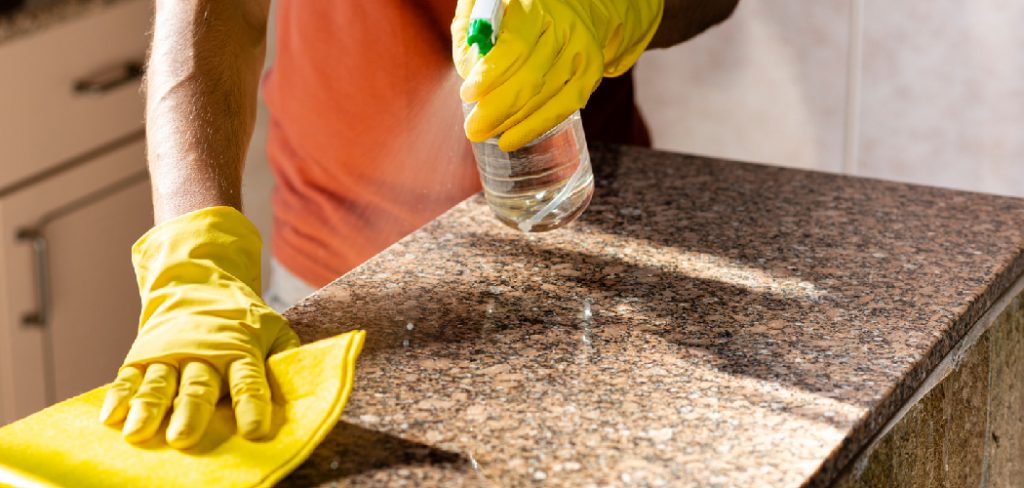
left=0, top=140, right=151, bottom=423
left=0, top=0, right=152, bottom=424
left=0, top=0, right=151, bottom=190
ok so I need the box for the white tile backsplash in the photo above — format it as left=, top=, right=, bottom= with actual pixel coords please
left=636, top=0, right=1024, bottom=199
left=857, top=0, right=1024, bottom=197
left=635, top=0, right=852, bottom=172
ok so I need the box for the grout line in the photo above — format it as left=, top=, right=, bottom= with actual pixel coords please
left=842, top=0, right=864, bottom=175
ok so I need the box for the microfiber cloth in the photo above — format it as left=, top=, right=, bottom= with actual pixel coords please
left=0, top=330, right=365, bottom=488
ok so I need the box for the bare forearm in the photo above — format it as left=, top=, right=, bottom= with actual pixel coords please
left=146, top=0, right=269, bottom=223
left=649, top=0, right=739, bottom=49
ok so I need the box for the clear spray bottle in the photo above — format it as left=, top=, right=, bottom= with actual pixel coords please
left=462, top=0, right=594, bottom=233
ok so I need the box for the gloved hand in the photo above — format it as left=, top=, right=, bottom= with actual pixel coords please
left=452, top=0, right=664, bottom=151
left=98, top=206, right=300, bottom=449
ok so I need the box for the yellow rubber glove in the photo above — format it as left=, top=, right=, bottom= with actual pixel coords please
left=452, top=0, right=664, bottom=151
left=98, top=206, right=300, bottom=449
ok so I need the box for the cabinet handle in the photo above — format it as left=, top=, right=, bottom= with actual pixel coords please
left=73, top=61, right=144, bottom=95
left=16, top=229, right=50, bottom=327
left=16, top=228, right=56, bottom=404
left=14, top=168, right=148, bottom=328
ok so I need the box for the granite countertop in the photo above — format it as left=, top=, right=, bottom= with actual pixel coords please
left=0, top=0, right=133, bottom=45
left=280, top=145, right=1024, bottom=487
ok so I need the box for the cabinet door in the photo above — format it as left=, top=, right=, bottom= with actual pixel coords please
left=0, top=138, right=151, bottom=424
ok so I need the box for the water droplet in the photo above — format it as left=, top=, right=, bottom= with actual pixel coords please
left=329, top=457, right=340, bottom=470
left=406, top=322, right=415, bottom=331
left=582, top=300, right=593, bottom=320
left=402, top=339, right=410, bottom=348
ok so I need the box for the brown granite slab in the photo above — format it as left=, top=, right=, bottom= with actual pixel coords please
left=279, top=145, right=1024, bottom=487
left=833, top=277, right=1024, bottom=487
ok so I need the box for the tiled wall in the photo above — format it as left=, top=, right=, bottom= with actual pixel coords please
left=635, top=0, right=1024, bottom=198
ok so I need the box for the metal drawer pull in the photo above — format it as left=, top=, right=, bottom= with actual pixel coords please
left=16, top=229, right=50, bottom=327
left=14, top=167, right=148, bottom=328
left=73, top=61, right=144, bottom=94
left=15, top=168, right=147, bottom=406
left=16, top=228, right=56, bottom=404
left=14, top=168, right=149, bottom=328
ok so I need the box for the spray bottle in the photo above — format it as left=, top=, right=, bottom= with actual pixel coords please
left=463, top=0, right=594, bottom=233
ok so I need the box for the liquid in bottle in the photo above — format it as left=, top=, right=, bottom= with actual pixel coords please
left=466, top=110, right=594, bottom=232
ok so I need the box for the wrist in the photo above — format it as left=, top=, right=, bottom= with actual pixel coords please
left=133, top=206, right=263, bottom=294
left=596, top=0, right=665, bottom=76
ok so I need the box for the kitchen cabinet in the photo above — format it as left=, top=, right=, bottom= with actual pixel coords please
left=0, top=0, right=152, bottom=425
left=0, top=138, right=150, bottom=422
left=0, top=0, right=151, bottom=190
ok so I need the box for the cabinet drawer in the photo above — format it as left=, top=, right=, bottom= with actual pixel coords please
left=0, top=136, right=150, bottom=424
left=0, top=0, right=151, bottom=190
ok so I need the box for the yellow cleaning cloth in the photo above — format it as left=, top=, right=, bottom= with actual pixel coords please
left=0, top=330, right=365, bottom=488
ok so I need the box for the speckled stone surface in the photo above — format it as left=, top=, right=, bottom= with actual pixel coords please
left=833, top=318, right=992, bottom=488
left=280, top=145, right=1024, bottom=487
left=833, top=276, right=1024, bottom=487
left=0, top=0, right=134, bottom=44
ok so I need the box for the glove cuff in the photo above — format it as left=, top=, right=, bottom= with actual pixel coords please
left=596, top=0, right=665, bottom=77
left=132, top=206, right=263, bottom=297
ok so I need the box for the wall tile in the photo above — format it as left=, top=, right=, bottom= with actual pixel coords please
left=858, top=1, right=1024, bottom=197
left=635, top=1, right=851, bottom=172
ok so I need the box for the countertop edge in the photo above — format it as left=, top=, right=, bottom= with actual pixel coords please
left=807, top=246, right=1024, bottom=487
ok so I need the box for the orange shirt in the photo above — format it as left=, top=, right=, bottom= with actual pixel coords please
left=264, top=1, right=649, bottom=287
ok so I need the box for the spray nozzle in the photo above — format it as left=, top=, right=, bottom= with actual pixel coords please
left=467, top=0, right=504, bottom=57
left=467, top=19, right=496, bottom=55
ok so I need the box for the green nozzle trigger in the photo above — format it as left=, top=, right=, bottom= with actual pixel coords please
left=466, top=19, right=495, bottom=56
